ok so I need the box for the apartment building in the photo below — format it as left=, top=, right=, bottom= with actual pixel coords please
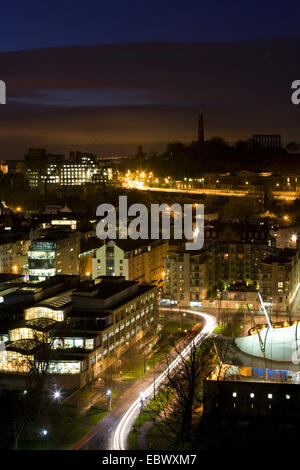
left=92, top=239, right=168, bottom=288
left=163, top=249, right=210, bottom=306
left=0, top=234, right=30, bottom=275
left=212, top=223, right=272, bottom=292
left=258, top=248, right=299, bottom=312
left=78, top=238, right=103, bottom=278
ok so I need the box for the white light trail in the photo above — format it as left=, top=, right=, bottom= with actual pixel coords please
left=112, top=308, right=216, bottom=450
left=258, top=291, right=272, bottom=329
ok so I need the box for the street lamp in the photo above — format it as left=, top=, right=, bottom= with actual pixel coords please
left=41, top=429, right=48, bottom=450
left=153, top=357, right=156, bottom=399
left=106, top=389, right=112, bottom=411
left=53, top=390, right=61, bottom=400
left=139, top=392, right=145, bottom=425
left=53, top=390, right=61, bottom=408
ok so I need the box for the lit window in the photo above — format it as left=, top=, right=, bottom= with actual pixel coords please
left=268, top=393, right=272, bottom=399
left=232, top=392, right=237, bottom=397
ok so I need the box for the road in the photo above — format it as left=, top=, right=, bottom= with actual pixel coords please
left=71, top=308, right=216, bottom=451
left=124, top=183, right=299, bottom=201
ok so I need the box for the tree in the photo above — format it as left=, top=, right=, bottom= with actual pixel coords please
left=149, top=337, right=216, bottom=447
left=234, top=140, right=248, bottom=152
left=206, top=137, right=227, bottom=148
left=17, top=322, right=57, bottom=392
left=0, top=390, right=37, bottom=450
left=286, top=141, right=300, bottom=153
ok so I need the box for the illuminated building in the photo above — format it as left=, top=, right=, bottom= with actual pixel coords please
left=79, top=238, right=103, bottom=279
left=216, top=284, right=260, bottom=311
left=235, top=322, right=300, bottom=362
left=0, top=161, right=8, bottom=174
left=92, top=239, right=168, bottom=288
left=163, top=222, right=273, bottom=304
left=273, top=226, right=300, bottom=249
left=163, top=250, right=210, bottom=306
left=25, top=150, right=118, bottom=188
left=212, top=223, right=272, bottom=291
left=28, top=232, right=80, bottom=281
left=204, top=380, right=300, bottom=419
left=258, top=248, right=299, bottom=312
left=0, top=234, right=30, bottom=275
left=37, top=213, right=78, bottom=233
left=0, top=276, right=158, bottom=390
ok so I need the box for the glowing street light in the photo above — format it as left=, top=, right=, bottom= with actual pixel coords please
left=41, top=428, right=48, bottom=449
left=53, top=390, right=61, bottom=400
left=106, top=389, right=112, bottom=411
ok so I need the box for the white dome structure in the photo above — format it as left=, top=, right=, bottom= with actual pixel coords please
left=235, top=324, right=300, bottom=363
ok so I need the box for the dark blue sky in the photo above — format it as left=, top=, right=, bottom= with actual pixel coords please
left=2, top=0, right=300, bottom=51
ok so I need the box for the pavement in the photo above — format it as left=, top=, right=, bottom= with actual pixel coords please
left=137, top=421, right=152, bottom=450
left=71, top=365, right=161, bottom=450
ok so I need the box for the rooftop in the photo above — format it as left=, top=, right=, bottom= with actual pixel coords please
left=38, top=294, right=72, bottom=310
left=262, top=248, right=297, bottom=265
left=71, top=277, right=155, bottom=314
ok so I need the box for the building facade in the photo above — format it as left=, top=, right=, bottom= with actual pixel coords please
left=0, top=236, right=30, bottom=275
left=258, top=249, right=299, bottom=312
left=28, top=232, right=80, bottom=281
left=163, top=250, right=210, bottom=306
left=92, top=239, right=168, bottom=288
left=0, top=276, right=158, bottom=390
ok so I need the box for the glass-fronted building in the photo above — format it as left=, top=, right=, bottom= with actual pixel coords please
left=28, top=240, right=56, bottom=282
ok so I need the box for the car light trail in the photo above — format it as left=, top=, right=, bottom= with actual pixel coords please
left=112, top=308, right=216, bottom=450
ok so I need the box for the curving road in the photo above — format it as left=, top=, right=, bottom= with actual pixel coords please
left=113, top=308, right=216, bottom=450
left=72, top=308, right=216, bottom=451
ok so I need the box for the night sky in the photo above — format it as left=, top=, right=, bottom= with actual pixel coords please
left=0, top=1, right=300, bottom=158
left=2, top=0, right=300, bottom=51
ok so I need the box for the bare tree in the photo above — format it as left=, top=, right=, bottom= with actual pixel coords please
left=148, top=337, right=216, bottom=447
left=16, top=320, right=59, bottom=392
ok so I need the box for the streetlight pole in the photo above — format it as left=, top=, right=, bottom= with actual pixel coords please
left=106, top=390, right=111, bottom=411
left=41, top=429, right=48, bottom=450
left=139, top=392, right=145, bottom=426
left=153, top=357, right=156, bottom=399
